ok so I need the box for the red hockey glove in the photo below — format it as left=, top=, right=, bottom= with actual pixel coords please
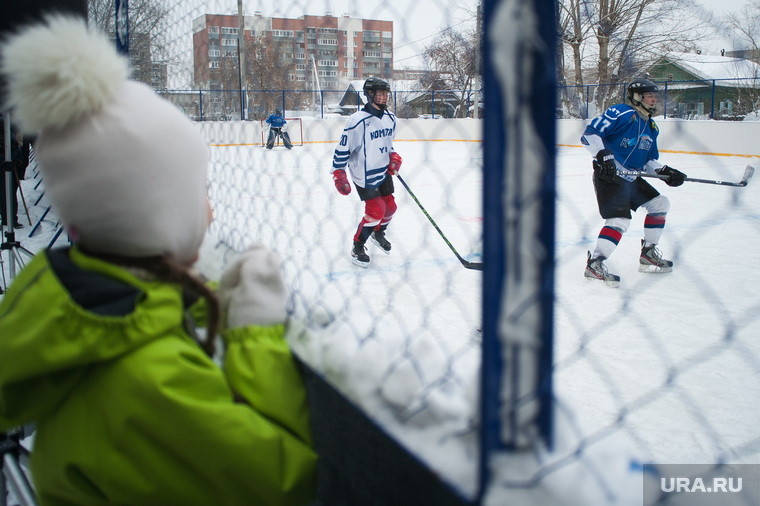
left=388, top=152, right=402, bottom=175
left=333, top=169, right=351, bottom=195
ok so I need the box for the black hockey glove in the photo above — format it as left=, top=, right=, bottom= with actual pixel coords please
left=593, top=149, right=617, bottom=184
left=656, top=165, right=686, bottom=187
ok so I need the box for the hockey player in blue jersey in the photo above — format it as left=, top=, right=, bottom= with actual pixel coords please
left=580, top=78, right=687, bottom=287
left=331, top=77, right=403, bottom=267
left=265, top=109, right=292, bottom=149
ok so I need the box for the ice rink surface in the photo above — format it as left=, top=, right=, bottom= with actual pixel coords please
left=9, top=137, right=760, bottom=504
left=554, top=147, right=760, bottom=465
left=203, top=138, right=760, bottom=501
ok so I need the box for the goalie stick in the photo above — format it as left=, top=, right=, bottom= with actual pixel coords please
left=396, top=174, right=483, bottom=271
left=620, top=165, right=755, bottom=187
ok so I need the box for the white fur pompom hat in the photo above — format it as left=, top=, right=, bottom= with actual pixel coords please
left=1, top=16, right=209, bottom=264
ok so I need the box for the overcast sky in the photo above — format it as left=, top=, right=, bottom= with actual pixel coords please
left=701, top=0, right=753, bottom=14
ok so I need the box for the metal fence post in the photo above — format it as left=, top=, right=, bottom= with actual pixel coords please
left=711, top=80, right=716, bottom=119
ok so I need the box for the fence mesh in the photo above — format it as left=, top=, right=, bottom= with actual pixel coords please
left=157, top=0, right=486, bottom=499
left=4, top=0, right=760, bottom=505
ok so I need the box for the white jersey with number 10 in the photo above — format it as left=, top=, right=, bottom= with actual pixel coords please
left=332, top=108, right=397, bottom=189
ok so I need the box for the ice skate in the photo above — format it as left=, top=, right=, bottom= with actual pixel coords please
left=351, top=241, right=370, bottom=267
left=370, top=230, right=391, bottom=254
left=638, top=240, right=673, bottom=273
left=584, top=252, right=620, bottom=288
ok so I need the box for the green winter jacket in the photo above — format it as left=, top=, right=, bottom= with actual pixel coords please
left=0, top=246, right=317, bottom=505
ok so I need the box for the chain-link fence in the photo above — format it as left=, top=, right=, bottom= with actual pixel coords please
left=5, top=0, right=760, bottom=505
left=159, top=0, right=487, bottom=501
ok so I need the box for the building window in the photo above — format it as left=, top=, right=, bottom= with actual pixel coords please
left=221, top=38, right=237, bottom=46
left=382, top=31, right=391, bottom=38
left=318, top=38, right=338, bottom=45
left=221, top=27, right=238, bottom=35
left=209, top=61, right=219, bottom=68
left=209, top=26, right=219, bottom=34
left=209, top=50, right=220, bottom=57
left=667, top=73, right=674, bottom=81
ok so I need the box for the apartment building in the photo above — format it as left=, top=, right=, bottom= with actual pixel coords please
left=192, top=12, right=393, bottom=91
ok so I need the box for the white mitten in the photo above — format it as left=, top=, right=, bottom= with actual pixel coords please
left=217, top=243, right=288, bottom=328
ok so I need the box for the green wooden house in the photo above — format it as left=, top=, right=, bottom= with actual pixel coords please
left=645, top=52, right=760, bottom=120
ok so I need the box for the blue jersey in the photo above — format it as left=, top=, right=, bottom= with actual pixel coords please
left=266, top=114, right=286, bottom=129
left=581, top=104, right=660, bottom=181
left=332, top=106, right=397, bottom=189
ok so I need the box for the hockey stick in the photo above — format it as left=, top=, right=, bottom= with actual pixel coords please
left=396, top=174, right=483, bottom=271
left=620, top=165, right=755, bottom=187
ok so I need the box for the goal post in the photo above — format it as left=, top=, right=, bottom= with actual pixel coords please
left=259, top=117, right=304, bottom=147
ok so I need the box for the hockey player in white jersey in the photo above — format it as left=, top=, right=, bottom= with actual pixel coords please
left=331, top=77, right=403, bottom=267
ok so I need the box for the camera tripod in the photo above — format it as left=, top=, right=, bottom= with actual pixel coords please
left=1, top=113, right=34, bottom=294
left=0, top=427, right=36, bottom=506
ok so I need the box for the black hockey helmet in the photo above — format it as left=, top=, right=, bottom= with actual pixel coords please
left=363, top=76, right=390, bottom=94
left=627, top=78, right=659, bottom=116
left=275, top=108, right=282, bottom=116
left=363, top=76, right=390, bottom=109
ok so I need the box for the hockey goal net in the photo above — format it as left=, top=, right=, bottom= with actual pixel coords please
left=259, top=117, right=304, bottom=147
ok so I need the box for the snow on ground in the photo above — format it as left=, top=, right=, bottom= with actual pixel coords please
left=4, top=138, right=759, bottom=504
left=492, top=147, right=760, bottom=505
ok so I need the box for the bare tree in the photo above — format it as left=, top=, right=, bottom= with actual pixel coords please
left=557, top=0, right=597, bottom=116
left=724, top=0, right=760, bottom=56
left=88, top=0, right=171, bottom=87
left=716, top=2, right=760, bottom=116
left=244, top=34, right=312, bottom=119
left=556, top=0, right=713, bottom=116
left=422, top=27, right=478, bottom=118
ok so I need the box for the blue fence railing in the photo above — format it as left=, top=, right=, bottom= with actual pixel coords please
left=558, top=77, right=760, bottom=120
left=156, top=77, right=760, bottom=123
left=156, top=88, right=484, bottom=121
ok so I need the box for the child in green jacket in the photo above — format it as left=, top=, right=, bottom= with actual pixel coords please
left=0, top=16, right=316, bottom=505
